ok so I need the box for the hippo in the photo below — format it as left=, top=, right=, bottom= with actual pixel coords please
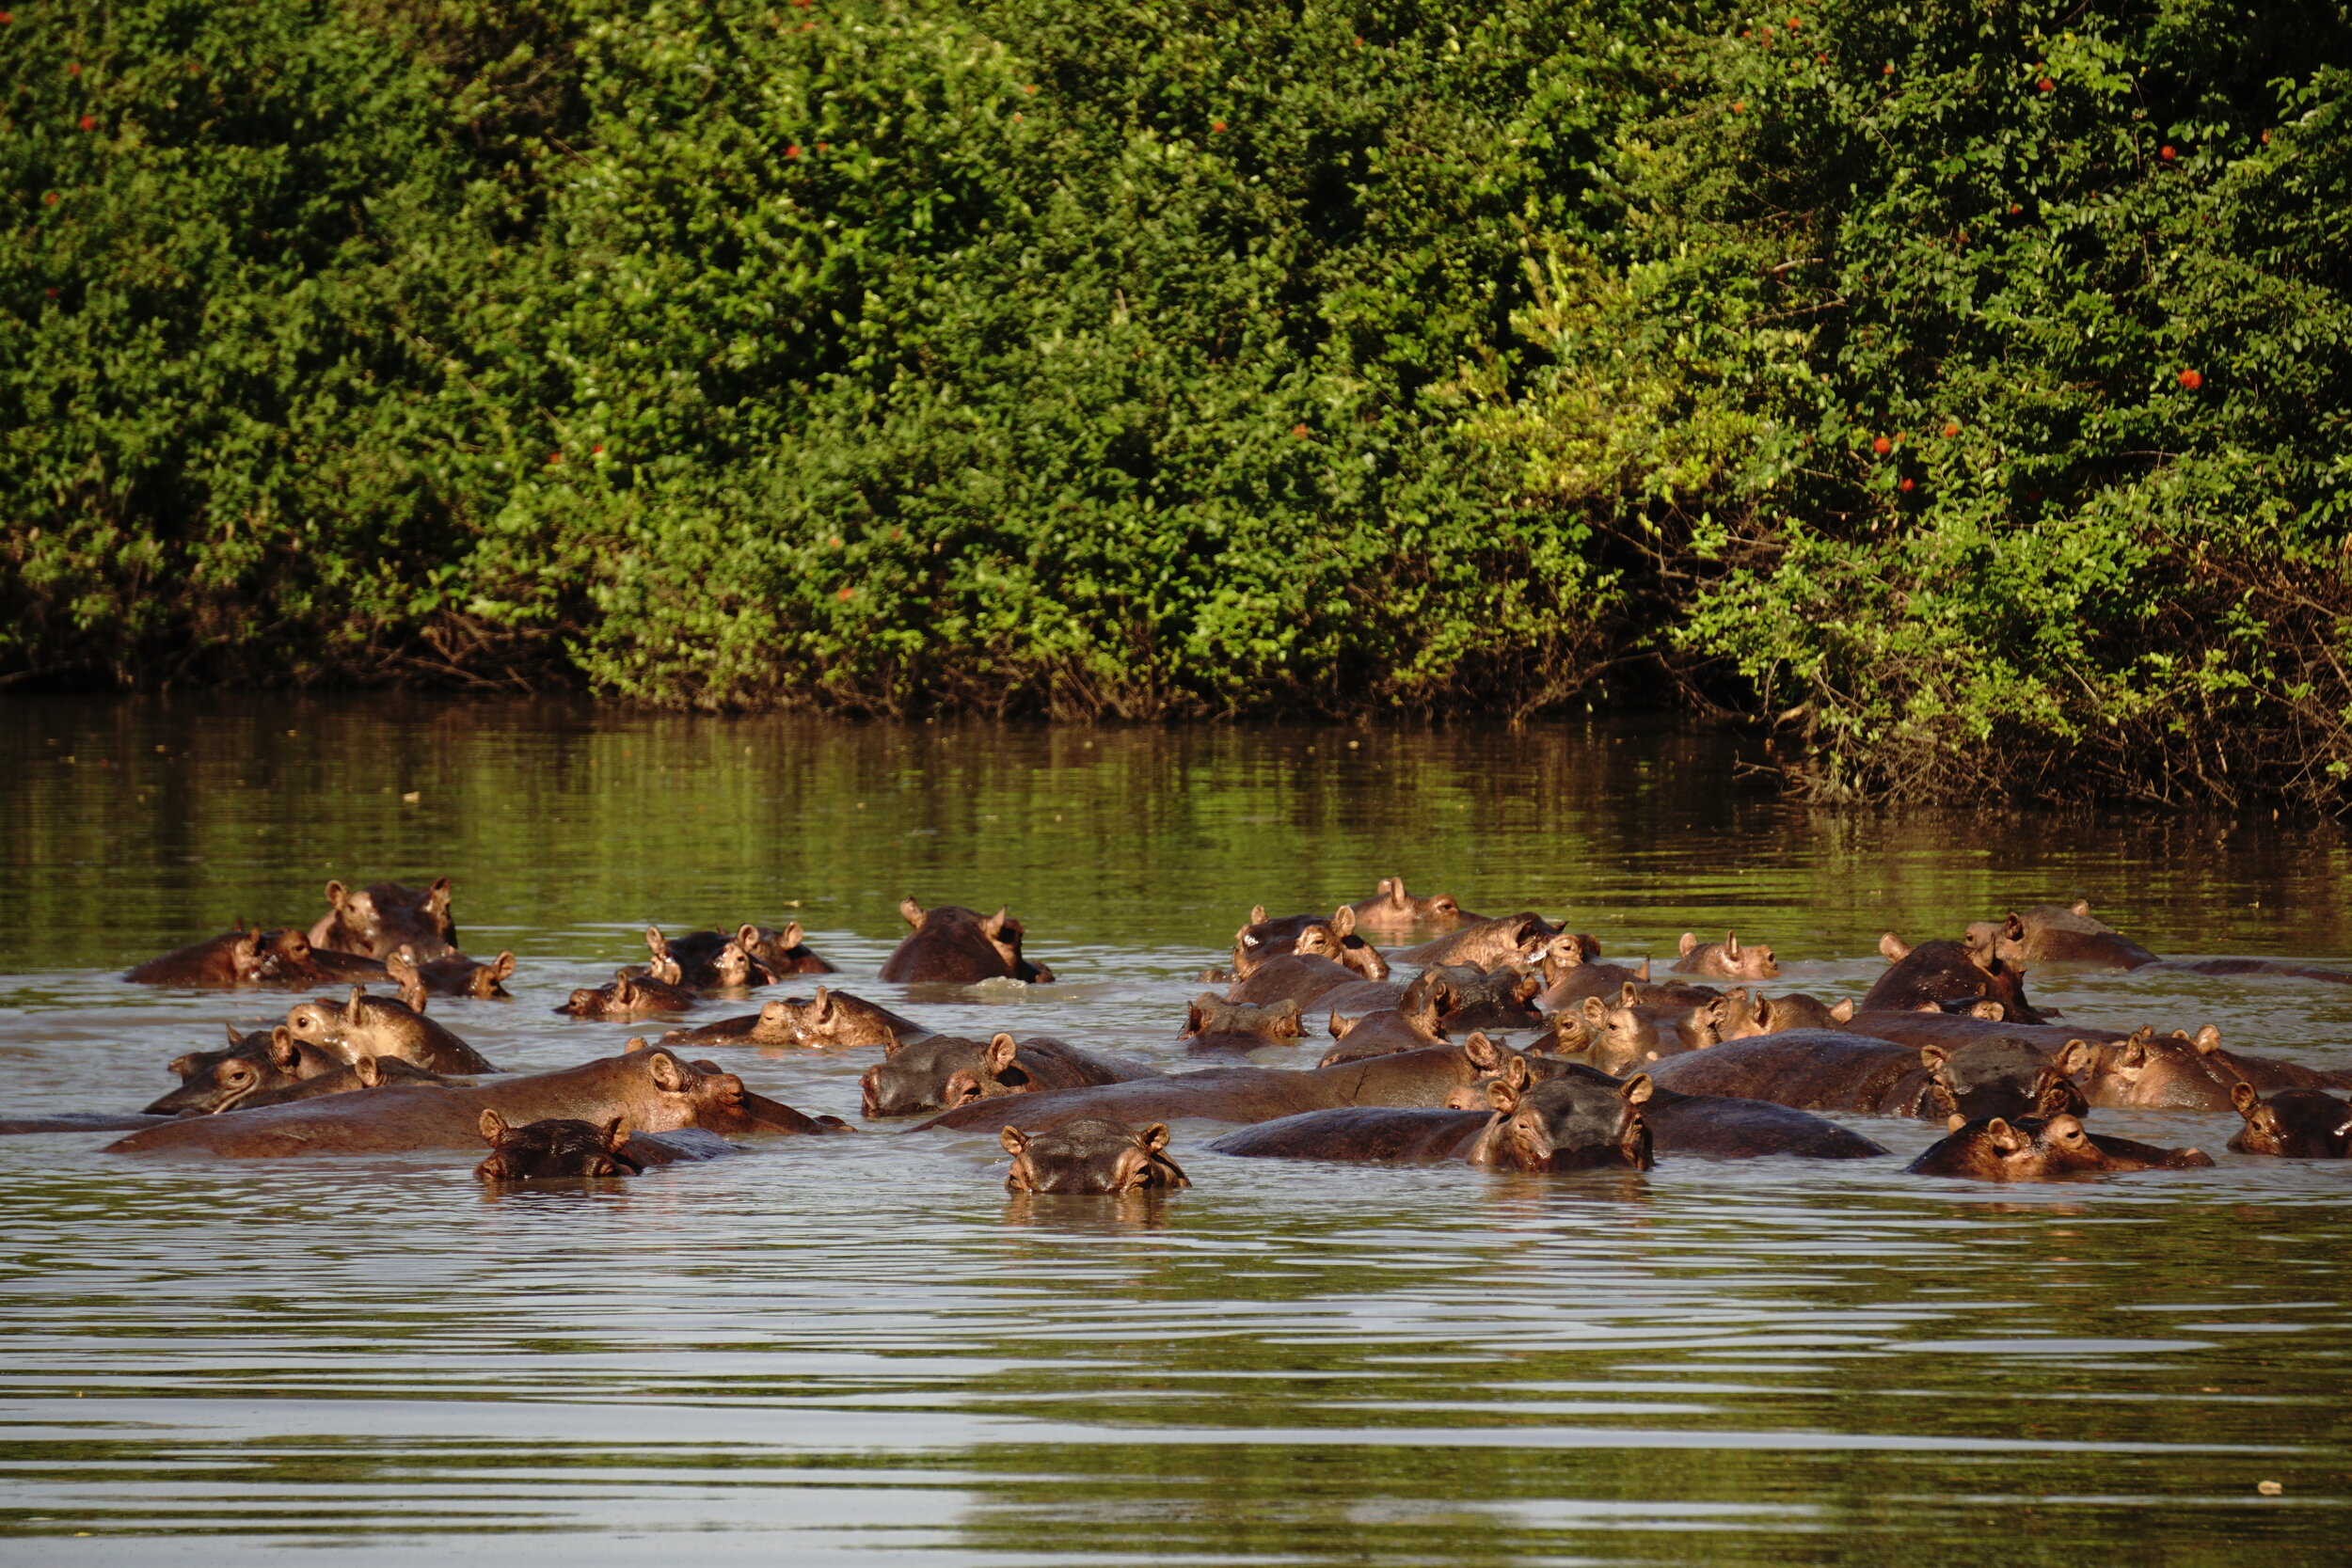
left=1441, top=1054, right=1888, bottom=1160
left=1406, top=963, right=1543, bottom=1034
left=1645, top=1031, right=2089, bottom=1121
left=254, top=928, right=393, bottom=986
left=1002, top=1119, right=1190, bottom=1194
left=1741, top=991, right=1855, bottom=1035
left=125, top=928, right=271, bottom=988
left=1907, top=1114, right=2213, bottom=1180
left=288, top=988, right=501, bottom=1074
left=1393, top=911, right=1561, bottom=970
left=1347, top=878, right=1484, bottom=936
left=2075, top=1024, right=2352, bottom=1112
left=918, top=1034, right=1528, bottom=1135
left=1841, top=1008, right=2127, bottom=1054
left=1227, top=953, right=1362, bottom=1009
left=861, top=1032, right=1158, bottom=1117
left=1313, top=979, right=1409, bottom=1015
left=1232, top=906, right=1390, bottom=983
left=1672, top=931, right=1779, bottom=981
left=145, top=1024, right=365, bottom=1115
left=662, top=988, right=929, bottom=1051
left=237, top=1053, right=469, bottom=1111
left=1967, top=901, right=2160, bottom=970
left=309, top=879, right=459, bottom=961
left=388, top=946, right=516, bottom=1001
left=556, top=973, right=697, bottom=1022
left=880, top=899, right=1055, bottom=985
left=1524, top=934, right=1656, bottom=1010
left=735, top=921, right=837, bottom=977
left=471, top=1111, right=733, bottom=1181
left=1864, top=934, right=2045, bottom=1023
left=640, top=927, right=761, bottom=990
left=1565, top=995, right=1701, bottom=1071
left=1318, top=998, right=1447, bottom=1065
left=105, top=1047, right=845, bottom=1157
left=0, top=1113, right=183, bottom=1135
left=1183, top=995, right=1306, bottom=1056
left=2226, top=1084, right=2352, bottom=1158
left=1210, top=1071, right=1653, bottom=1173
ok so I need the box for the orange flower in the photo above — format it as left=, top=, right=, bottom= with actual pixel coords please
left=2178, top=369, right=2203, bottom=390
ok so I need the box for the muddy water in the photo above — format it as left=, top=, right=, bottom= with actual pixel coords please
left=1, top=697, right=2347, bottom=1563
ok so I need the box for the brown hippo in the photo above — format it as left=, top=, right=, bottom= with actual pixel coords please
left=310, top=879, right=459, bottom=961
left=237, top=1053, right=469, bottom=1110
left=1183, top=995, right=1307, bottom=1055
left=1393, top=911, right=1561, bottom=970
left=1967, top=902, right=2160, bottom=970
left=2227, top=1084, right=2352, bottom=1158
left=734, top=921, right=837, bottom=977
left=1406, top=964, right=1543, bottom=1034
left=880, top=899, right=1055, bottom=984
left=1645, top=1031, right=2089, bottom=1122
left=1318, top=997, right=1447, bottom=1065
left=1002, top=1119, right=1190, bottom=1194
left=1864, top=934, right=2045, bottom=1024
left=1566, top=994, right=1701, bottom=1070
left=640, top=927, right=756, bottom=990
left=106, top=1048, right=844, bottom=1157
left=919, top=1034, right=1526, bottom=1135
left=388, top=946, right=516, bottom=1001
left=1210, top=1071, right=1654, bottom=1173
left=1741, top=991, right=1855, bottom=1035
left=1227, top=953, right=1362, bottom=1010
left=662, top=988, right=928, bottom=1051
left=289, top=988, right=500, bottom=1074
left=144, top=1024, right=349, bottom=1115
left=1907, top=1114, right=2213, bottom=1180
left=1672, top=930, right=1779, bottom=981
left=1233, top=906, right=1390, bottom=983
left=1347, top=878, right=1484, bottom=936
left=860, top=1033, right=1158, bottom=1118
left=472, top=1111, right=734, bottom=1180
left=125, top=927, right=271, bottom=988
left=1525, top=934, right=1656, bottom=1011
left=1842, top=1008, right=2127, bottom=1054
left=2075, top=1025, right=2352, bottom=1112
left=556, top=973, right=696, bottom=1022
left=1442, top=1054, right=1887, bottom=1159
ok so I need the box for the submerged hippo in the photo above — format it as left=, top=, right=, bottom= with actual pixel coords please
left=1210, top=1071, right=1654, bottom=1173
left=1183, top=995, right=1307, bottom=1055
left=1319, top=994, right=1448, bottom=1065
left=1393, top=911, right=1561, bottom=970
left=1441, top=1056, right=1886, bottom=1160
left=1645, top=1031, right=2088, bottom=1122
left=662, top=989, right=929, bottom=1051
left=1864, top=934, right=2045, bottom=1024
left=1407, top=963, right=1543, bottom=1033
left=388, top=946, right=516, bottom=1001
left=472, top=1111, right=733, bottom=1181
left=556, top=973, right=697, bottom=1022
left=1672, top=930, right=1778, bottom=981
left=127, top=927, right=383, bottom=990
left=642, top=927, right=760, bottom=990
left=106, top=1048, right=844, bottom=1157
left=1525, top=934, right=1655, bottom=1010
left=1347, top=878, right=1484, bottom=936
left=860, top=1033, right=1155, bottom=1118
left=1907, top=1114, right=2212, bottom=1180
left=2227, top=1084, right=2352, bottom=1158
left=736, top=921, right=837, bottom=977
left=1002, top=1119, right=1190, bottom=1194
left=2077, top=1025, right=2352, bottom=1112
left=144, top=1024, right=348, bottom=1115
left=880, top=899, right=1055, bottom=984
left=1227, top=953, right=1362, bottom=1010
left=1967, top=901, right=2159, bottom=970
left=1232, top=907, right=1389, bottom=983
left=289, top=987, right=500, bottom=1074
left=236, top=1053, right=469, bottom=1111
left=310, top=879, right=460, bottom=961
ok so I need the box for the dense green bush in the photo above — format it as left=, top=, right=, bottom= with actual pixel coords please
left=5, top=0, right=2350, bottom=802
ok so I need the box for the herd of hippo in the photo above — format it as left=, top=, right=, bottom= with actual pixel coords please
left=41, top=876, right=2352, bottom=1192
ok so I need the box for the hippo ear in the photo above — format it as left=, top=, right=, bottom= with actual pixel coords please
left=1139, top=1122, right=1172, bottom=1153
left=882, top=1029, right=905, bottom=1059
left=1918, top=1044, right=1950, bottom=1072
left=604, top=1115, right=632, bottom=1150
left=985, top=1033, right=1020, bottom=1073
left=1634, top=957, right=1651, bottom=981
left=1986, top=1117, right=2026, bottom=1153
left=2193, top=1024, right=2222, bottom=1055
left=646, top=1052, right=690, bottom=1092
left=809, top=986, right=835, bottom=1022
left=979, top=908, right=1009, bottom=941
left=734, top=923, right=762, bottom=951
left=2231, top=1082, right=2261, bottom=1118
left=623, top=1037, right=648, bottom=1053
left=999, top=1126, right=1029, bottom=1155
left=1616, top=981, right=1640, bottom=1007
left=1879, top=931, right=1910, bottom=962
left=1485, top=1076, right=1522, bottom=1114
left=2004, top=911, right=2026, bottom=942
left=223, top=1022, right=242, bottom=1046
left=325, top=879, right=348, bottom=911
left=1751, top=997, right=1773, bottom=1030
left=645, top=927, right=668, bottom=957
left=268, top=1027, right=302, bottom=1072
left=354, top=1055, right=385, bottom=1087
left=898, top=897, right=926, bottom=929
left=1328, top=1010, right=1353, bottom=1038
left=1970, top=1001, right=2005, bottom=1021
left=1184, top=997, right=1209, bottom=1036
left=1329, top=905, right=1357, bottom=939
left=1581, top=997, right=1608, bottom=1025
left=1620, top=1073, right=1654, bottom=1105
left=427, top=878, right=453, bottom=916
left=478, top=1109, right=510, bottom=1146
left=1947, top=1113, right=1966, bottom=1132
left=1830, top=998, right=1855, bottom=1023
left=1678, top=931, right=1699, bottom=957
left=2055, top=1039, right=2093, bottom=1077
left=1249, top=904, right=1268, bottom=926
left=489, top=951, right=516, bottom=981
left=780, top=920, right=805, bottom=948
left=1724, top=931, right=1740, bottom=958
left=1464, top=1032, right=1504, bottom=1070
left=2072, top=898, right=2093, bottom=917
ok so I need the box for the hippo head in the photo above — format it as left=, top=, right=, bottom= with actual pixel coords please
left=146, top=1025, right=342, bottom=1115
left=474, top=1110, right=643, bottom=1182
left=321, top=878, right=457, bottom=960
left=1575, top=995, right=1660, bottom=1073
left=2227, top=1084, right=2352, bottom=1159
left=1919, top=1037, right=2089, bottom=1121
left=1909, top=1113, right=2208, bottom=1180
left=2082, top=1025, right=2233, bottom=1109
left=1750, top=992, right=1854, bottom=1034
left=1677, top=929, right=1779, bottom=981
left=1183, top=994, right=1305, bottom=1044
left=1681, top=988, right=1756, bottom=1049
left=1002, top=1118, right=1190, bottom=1195
left=708, top=941, right=758, bottom=989
left=285, top=993, right=361, bottom=1058
left=1472, top=1069, right=1653, bottom=1172
left=860, top=1035, right=1003, bottom=1117
left=751, top=988, right=886, bottom=1049
left=618, top=1047, right=752, bottom=1132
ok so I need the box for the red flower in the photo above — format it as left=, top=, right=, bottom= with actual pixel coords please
left=78, top=115, right=95, bottom=131
left=1817, top=52, right=1827, bottom=63
left=816, top=141, right=829, bottom=151
left=2178, top=369, right=2203, bottom=390
left=1292, top=423, right=1311, bottom=438
left=2159, top=145, right=2176, bottom=161
left=1022, top=84, right=1037, bottom=95
left=2261, top=129, right=2271, bottom=145
left=1942, top=420, right=1960, bottom=437
left=68, top=62, right=81, bottom=75
left=1871, top=436, right=1891, bottom=454
left=1787, top=15, right=1801, bottom=28
left=835, top=586, right=854, bottom=602
left=0, top=12, right=15, bottom=24
left=42, top=192, right=56, bottom=205
left=1899, top=478, right=1915, bottom=492
left=548, top=451, right=563, bottom=466
left=2037, top=77, right=2053, bottom=92
left=592, top=444, right=605, bottom=454
left=1730, top=101, right=1744, bottom=114
left=1211, top=119, right=1226, bottom=132
left=2010, top=203, right=2022, bottom=214
left=1881, top=63, right=1893, bottom=75
left=44, top=286, right=57, bottom=298
left=786, top=144, right=801, bottom=159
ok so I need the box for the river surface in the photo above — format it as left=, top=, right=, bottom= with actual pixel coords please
left=1, top=697, right=2347, bottom=1563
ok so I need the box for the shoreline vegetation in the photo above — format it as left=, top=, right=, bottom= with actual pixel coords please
left=5, top=0, right=2350, bottom=807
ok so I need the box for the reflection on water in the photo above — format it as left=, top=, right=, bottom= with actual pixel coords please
left=0, top=696, right=2346, bottom=1561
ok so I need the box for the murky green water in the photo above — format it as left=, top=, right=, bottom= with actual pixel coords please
left=1, top=697, right=2347, bottom=1563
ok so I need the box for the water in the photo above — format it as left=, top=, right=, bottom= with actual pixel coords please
left=1, top=697, right=2346, bottom=1563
